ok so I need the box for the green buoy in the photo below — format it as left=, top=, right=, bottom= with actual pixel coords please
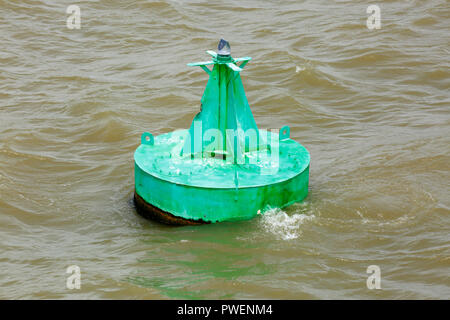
left=134, top=39, right=310, bottom=225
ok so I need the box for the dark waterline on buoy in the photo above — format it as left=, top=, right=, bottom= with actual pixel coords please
left=134, top=191, right=209, bottom=226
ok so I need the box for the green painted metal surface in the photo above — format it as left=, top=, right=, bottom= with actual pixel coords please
left=183, top=44, right=261, bottom=161
left=134, top=39, right=310, bottom=224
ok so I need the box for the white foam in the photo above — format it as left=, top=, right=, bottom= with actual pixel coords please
left=260, top=207, right=314, bottom=240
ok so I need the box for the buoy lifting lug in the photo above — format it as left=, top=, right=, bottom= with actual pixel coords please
left=280, top=126, right=290, bottom=141
left=141, top=132, right=154, bottom=146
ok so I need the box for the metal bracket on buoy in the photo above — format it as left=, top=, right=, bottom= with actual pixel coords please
left=141, top=132, right=154, bottom=146
left=187, top=39, right=251, bottom=79
left=280, top=126, right=290, bottom=141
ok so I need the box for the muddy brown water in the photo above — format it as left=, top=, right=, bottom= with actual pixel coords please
left=0, top=0, right=449, bottom=299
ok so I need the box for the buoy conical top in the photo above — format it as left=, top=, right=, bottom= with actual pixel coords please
left=182, top=40, right=261, bottom=161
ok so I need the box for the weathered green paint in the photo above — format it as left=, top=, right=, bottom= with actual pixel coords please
left=134, top=40, right=310, bottom=224
left=183, top=46, right=258, bottom=162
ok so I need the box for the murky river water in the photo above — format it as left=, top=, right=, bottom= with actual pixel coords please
left=0, top=0, right=449, bottom=299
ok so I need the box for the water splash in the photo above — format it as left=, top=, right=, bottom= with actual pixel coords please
left=260, top=207, right=314, bottom=240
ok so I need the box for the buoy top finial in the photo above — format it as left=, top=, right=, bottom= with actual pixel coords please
left=217, top=38, right=230, bottom=56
